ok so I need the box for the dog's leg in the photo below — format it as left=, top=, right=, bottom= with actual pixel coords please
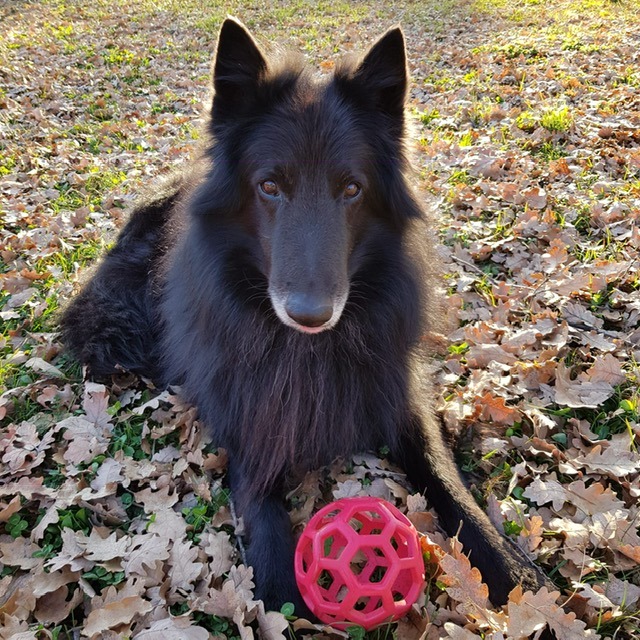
left=391, top=413, right=549, bottom=606
left=60, top=179, right=182, bottom=379
left=245, top=496, right=313, bottom=616
left=228, top=464, right=311, bottom=617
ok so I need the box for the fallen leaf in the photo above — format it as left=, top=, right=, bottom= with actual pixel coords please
left=202, top=530, right=236, bottom=578
left=523, top=186, right=548, bottom=209
left=577, top=444, right=639, bottom=477
left=125, top=534, right=171, bottom=576
left=168, top=539, right=204, bottom=592
left=475, top=392, right=519, bottom=425
left=332, top=479, right=363, bottom=499
left=83, top=593, right=152, bottom=637
left=554, top=362, right=614, bottom=408
left=523, top=477, right=567, bottom=511
left=439, top=546, right=490, bottom=616
left=507, top=586, right=599, bottom=639
left=0, top=537, right=43, bottom=570
left=257, top=603, right=289, bottom=640
left=134, top=616, right=210, bottom=639
left=585, top=353, right=626, bottom=386
left=84, top=528, right=129, bottom=563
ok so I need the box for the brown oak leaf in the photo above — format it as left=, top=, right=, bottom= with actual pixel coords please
left=83, top=593, right=152, bottom=638
left=47, top=528, right=92, bottom=573
left=125, top=533, right=171, bottom=576
left=134, top=615, right=209, bottom=639
left=554, top=362, right=614, bottom=408
left=0, top=537, right=43, bottom=570
left=523, top=477, right=567, bottom=511
left=168, top=539, right=204, bottom=592
left=585, top=353, right=626, bottom=386
left=507, top=586, right=599, bottom=639
left=202, top=530, right=235, bottom=578
left=60, top=416, right=111, bottom=465
left=475, top=392, right=519, bottom=425
left=257, top=603, right=289, bottom=640
left=576, top=444, right=639, bottom=477
left=439, top=545, right=490, bottom=616
left=84, top=528, right=129, bottom=563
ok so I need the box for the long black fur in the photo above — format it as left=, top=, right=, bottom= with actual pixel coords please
left=61, top=19, right=548, bottom=614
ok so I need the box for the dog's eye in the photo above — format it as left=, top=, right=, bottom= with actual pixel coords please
left=344, top=182, right=361, bottom=199
left=260, top=180, right=280, bottom=197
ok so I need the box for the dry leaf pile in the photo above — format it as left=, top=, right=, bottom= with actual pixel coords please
left=1, top=1, right=639, bottom=638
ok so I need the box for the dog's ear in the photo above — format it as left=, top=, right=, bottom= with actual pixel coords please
left=353, top=27, right=408, bottom=117
left=212, top=18, right=267, bottom=121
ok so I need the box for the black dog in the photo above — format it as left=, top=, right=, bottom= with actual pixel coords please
left=61, top=19, right=546, bottom=613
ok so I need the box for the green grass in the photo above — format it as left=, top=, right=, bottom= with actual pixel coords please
left=102, top=46, right=138, bottom=66
left=459, top=131, right=474, bottom=147
left=182, top=491, right=231, bottom=542
left=542, top=386, right=638, bottom=442
left=50, top=169, right=127, bottom=213
left=448, top=169, right=473, bottom=185
left=562, top=36, right=602, bottom=53
left=0, top=362, right=41, bottom=395
left=499, top=43, right=543, bottom=60
left=615, top=66, right=639, bottom=87
left=516, top=110, right=538, bottom=133
left=515, top=107, right=573, bottom=135
left=536, top=141, right=568, bottom=161
left=595, top=610, right=640, bottom=640
left=418, top=108, right=440, bottom=126
left=0, top=150, right=17, bottom=175
left=38, top=240, right=106, bottom=280
left=540, top=106, right=573, bottom=133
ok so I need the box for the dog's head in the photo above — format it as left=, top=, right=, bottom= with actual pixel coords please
left=200, top=18, right=422, bottom=333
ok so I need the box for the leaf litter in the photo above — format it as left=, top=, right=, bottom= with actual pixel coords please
left=1, top=0, right=639, bottom=638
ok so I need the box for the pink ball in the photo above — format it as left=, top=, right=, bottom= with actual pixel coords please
left=294, top=496, right=425, bottom=630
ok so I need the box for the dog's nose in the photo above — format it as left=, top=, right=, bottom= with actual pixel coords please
left=285, top=293, right=333, bottom=328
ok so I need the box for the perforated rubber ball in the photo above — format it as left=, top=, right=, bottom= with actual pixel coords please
left=294, top=496, right=425, bottom=630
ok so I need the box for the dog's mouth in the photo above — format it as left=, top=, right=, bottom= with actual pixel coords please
left=289, top=323, right=330, bottom=335
left=268, top=290, right=349, bottom=334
